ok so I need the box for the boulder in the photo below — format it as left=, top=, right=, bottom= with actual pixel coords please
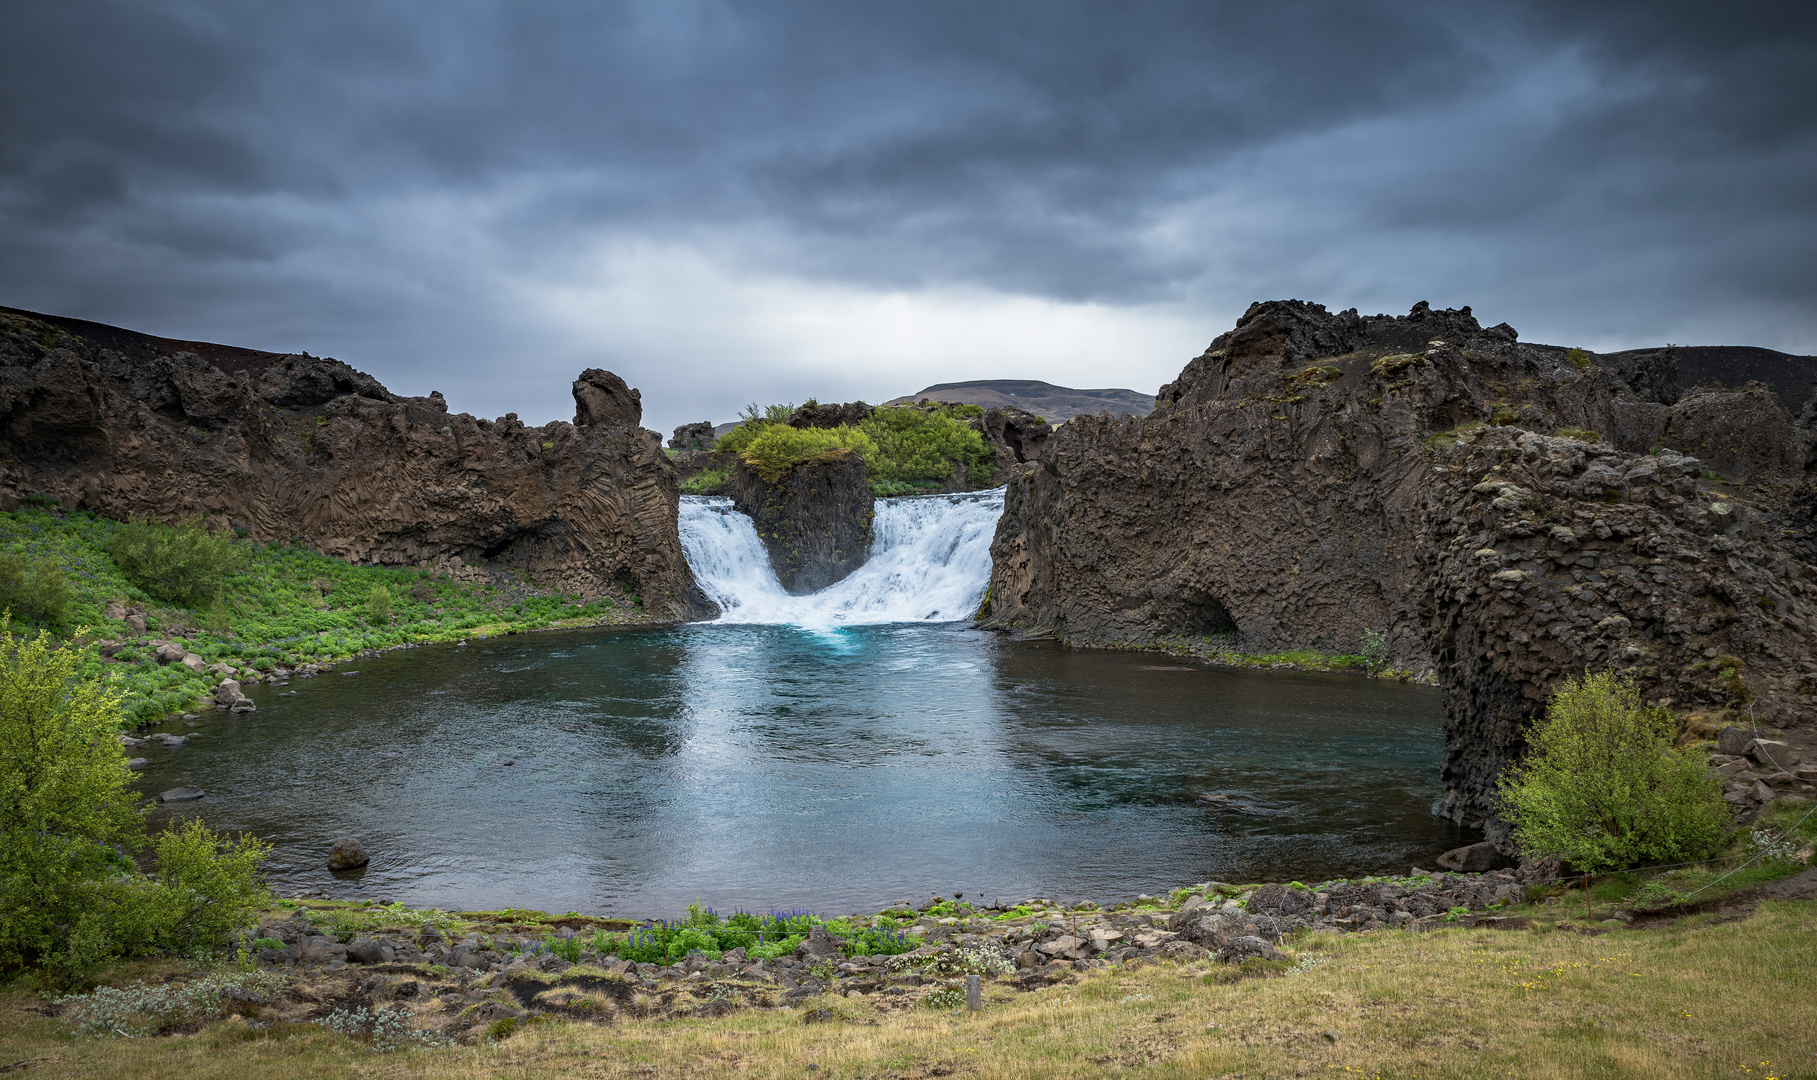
left=124, top=614, right=146, bottom=635
left=1217, top=936, right=1287, bottom=964
left=1716, top=726, right=1754, bottom=756
left=668, top=421, right=716, bottom=451
left=158, top=786, right=204, bottom=802
left=180, top=653, right=206, bottom=673
left=326, top=836, right=370, bottom=871
left=1748, top=740, right=1798, bottom=769
left=1246, top=884, right=1313, bottom=918
left=1436, top=842, right=1510, bottom=874
left=794, top=926, right=844, bottom=960
left=346, top=938, right=388, bottom=964
left=155, top=642, right=188, bottom=664
left=571, top=368, right=641, bottom=428
left=1173, top=910, right=1256, bottom=949
left=213, top=679, right=244, bottom=704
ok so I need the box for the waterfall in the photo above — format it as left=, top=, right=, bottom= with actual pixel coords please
left=678, top=490, right=1005, bottom=625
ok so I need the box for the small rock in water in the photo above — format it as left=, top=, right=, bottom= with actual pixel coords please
left=126, top=757, right=148, bottom=769
left=159, top=786, right=205, bottom=803
left=327, top=836, right=371, bottom=871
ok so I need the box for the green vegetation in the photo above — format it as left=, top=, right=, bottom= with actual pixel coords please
left=0, top=629, right=269, bottom=983
left=714, top=401, right=997, bottom=493
left=1566, top=347, right=1594, bottom=369
left=738, top=425, right=877, bottom=483
left=0, top=507, right=637, bottom=725
left=0, top=549, right=71, bottom=628
left=1553, top=426, right=1601, bottom=443
left=1499, top=671, right=1729, bottom=893
left=679, top=467, right=729, bottom=495
left=859, top=404, right=994, bottom=491
left=711, top=402, right=797, bottom=456
left=107, top=516, right=246, bottom=607
left=571, top=903, right=914, bottom=965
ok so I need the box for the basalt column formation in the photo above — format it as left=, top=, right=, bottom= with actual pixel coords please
left=982, top=300, right=1817, bottom=848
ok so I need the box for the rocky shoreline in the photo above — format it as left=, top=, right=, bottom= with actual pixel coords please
left=225, top=858, right=1566, bottom=1039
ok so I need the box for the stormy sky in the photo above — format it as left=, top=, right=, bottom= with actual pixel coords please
left=2, top=1, right=1812, bottom=435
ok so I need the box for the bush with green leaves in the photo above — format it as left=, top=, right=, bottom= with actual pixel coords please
left=0, top=627, right=270, bottom=980
left=712, top=402, right=796, bottom=455
left=738, top=425, right=877, bottom=483
left=1498, top=670, right=1728, bottom=877
left=365, top=584, right=394, bottom=625
left=858, top=405, right=995, bottom=489
left=679, top=468, right=729, bottom=495
left=0, top=551, right=71, bottom=628
left=106, top=515, right=246, bottom=606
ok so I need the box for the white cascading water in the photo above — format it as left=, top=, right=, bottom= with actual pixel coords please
left=678, top=490, right=1004, bottom=625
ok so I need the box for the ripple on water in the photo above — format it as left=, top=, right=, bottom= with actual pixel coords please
left=135, top=623, right=1474, bottom=916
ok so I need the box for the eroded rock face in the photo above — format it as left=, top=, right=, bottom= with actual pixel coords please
left=982, top=299, right=1817, bottom=848
left=0, top=309, right=710, bottom=620
left=726, top=456, right=873, bottom=593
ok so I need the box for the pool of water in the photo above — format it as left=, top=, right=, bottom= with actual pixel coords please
left=134, top=623, right=1473, bottom=917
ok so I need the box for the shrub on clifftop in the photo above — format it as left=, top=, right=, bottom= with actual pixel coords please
left=1498, top=670, right=1727, bottom=878
left=739, top=425, right=877, bottom=483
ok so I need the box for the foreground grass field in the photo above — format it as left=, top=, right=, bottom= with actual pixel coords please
left=4, top=898, right=1811, bottom=1080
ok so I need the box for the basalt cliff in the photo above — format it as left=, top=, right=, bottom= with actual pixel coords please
left=981, top=300, right=1817, bottom=848
left=0, top=306, right=710, bottom=621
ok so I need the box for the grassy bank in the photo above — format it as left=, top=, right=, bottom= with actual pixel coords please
left=3, top=896, right=1811, bottom=1079
left=0, top=506, right=653, bottom=727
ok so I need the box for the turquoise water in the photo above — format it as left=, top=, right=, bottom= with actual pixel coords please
left=135, top=623, right=1470, bottom=917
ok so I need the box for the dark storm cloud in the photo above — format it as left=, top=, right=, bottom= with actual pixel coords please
left=1, top=0, right=1813, bottom=431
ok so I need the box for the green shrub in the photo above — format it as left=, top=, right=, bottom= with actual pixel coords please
left=106, top=516, right=245, bottom=606
left=859, top=406, right=994, bottom=488
left=365, top=585, right=393, bottom=625
left=739, top=425, right=876, bottom=483
left=712, top=402, right=795, bottom=455
left=680, top=468, right=729, bottom=495
left=0, top=626, right=144, bottom=974
left=0, top=628, right=268, bottom=980
left=0, top=552, right=71, bottom=628
left=1498, top=671, right=1728, bottom=879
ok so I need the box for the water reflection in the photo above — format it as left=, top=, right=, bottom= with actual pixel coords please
left=134, top=624, right=1472, bottom=917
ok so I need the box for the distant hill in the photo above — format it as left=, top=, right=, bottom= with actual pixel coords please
left=885, top=379, right=1153, bottom=422
left=1596, top=344, right=1817, bottom=414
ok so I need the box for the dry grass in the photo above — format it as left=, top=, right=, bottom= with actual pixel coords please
left=4, top=901, right=1814, bottom=1080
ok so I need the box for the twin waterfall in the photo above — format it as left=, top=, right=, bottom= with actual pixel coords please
left=677, top=490, right=1004, bottom=625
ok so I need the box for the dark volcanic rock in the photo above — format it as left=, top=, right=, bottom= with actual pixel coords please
left=726, top=456, right=874, bottom=593
left=982, top=299, right=1817, bottom=851
left=1435, top=842, right=1509, bottom=874
left=327, top=836, right=370, bottom=871
left=788, top=400, right=874, bottom=429
left=0, top=308, right=709, bottom=619
left=669, top=421, right=716, bottom=451
left=974, top=406, right=1053, bottom=485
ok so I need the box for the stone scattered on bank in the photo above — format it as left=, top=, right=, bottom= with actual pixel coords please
left=221, top=861, right=1562, bottom=1044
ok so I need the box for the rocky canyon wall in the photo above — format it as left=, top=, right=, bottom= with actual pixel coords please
left=982, top=300, right=1817, bottom=848
left=0, top=307, right=711, bottom=622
